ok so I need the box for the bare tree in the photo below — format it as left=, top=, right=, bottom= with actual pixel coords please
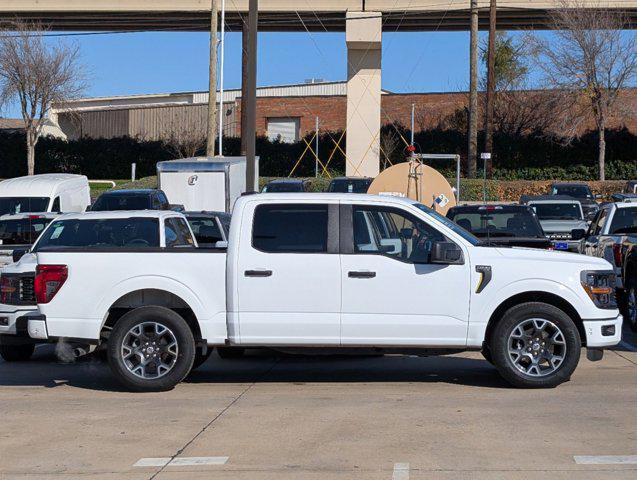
left=527, top=1, right=637, bottom=180
left=160, top=117, right=207, bottom=159
left=380, top=129, right=400, bottom=170
left=0, top=20, right=85, bottom=175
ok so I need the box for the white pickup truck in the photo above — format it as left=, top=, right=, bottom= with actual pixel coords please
left=20, top=194, right=621, bottom=391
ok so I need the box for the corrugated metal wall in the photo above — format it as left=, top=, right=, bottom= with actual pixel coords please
left=60, top=102, right=238, bottom=140
left=74, top=109, right=129, bottom=139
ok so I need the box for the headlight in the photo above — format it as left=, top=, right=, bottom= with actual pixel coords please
left=580, top=270, right=617, bottom=309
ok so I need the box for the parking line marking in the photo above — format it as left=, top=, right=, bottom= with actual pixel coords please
left=619, top=341, right=637, bottom=352
left=134, top=456, right=229, bottom=468
left=392, top=462, right=410, bottom=480
left=168, top=456, right=229, bottom=466
left=134, top=458, right=171, bottom=467
left=574, top=455, right=637, bottom=465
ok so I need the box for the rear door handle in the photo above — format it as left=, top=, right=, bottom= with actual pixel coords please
left=245, top=270, right=273, bottom=277
left=348, top=271, right=376, bottom=279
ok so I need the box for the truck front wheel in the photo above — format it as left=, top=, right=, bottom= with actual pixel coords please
left=107, top=306, right=195, bottom=392
left=490, top=302, right=581, bottom=388
left=0, top=343, right=35, bottom=362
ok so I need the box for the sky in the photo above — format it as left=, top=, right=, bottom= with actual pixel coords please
left=2, top=29, right=496, bottom=118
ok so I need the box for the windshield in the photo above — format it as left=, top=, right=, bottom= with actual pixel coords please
left=414, top=203, right=481, bottom=246
left=0, top=217, right=53, bottom=245
left=552, top=185, right=592, bottom=199
left=328, top=179, right=372, bottom=193
left=532, top=203, right=582, bottom=220
left=448, top=207, right=544, bottom=238
left=0, top=197, right=50, bottom=215
left=91, top=194, right=152, bottom=211
left=609, top=208, right=637, bottom=234
left=34, top=218, right=160, bottom=250
left=262, top=182, right=304, bottom=192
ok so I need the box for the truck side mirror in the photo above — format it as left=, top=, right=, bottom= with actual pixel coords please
left=12, top=248, right=29, bottom=263
left=214, top=241, right=228, bottom=249
left=571, top=229, right=586, bottom=241
left=430, top=241, right=464, bottom=265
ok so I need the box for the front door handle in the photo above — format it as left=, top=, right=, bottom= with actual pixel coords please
left=245, top=270, right=273, bottom=277
left=348, top=271, right=376, bottom=279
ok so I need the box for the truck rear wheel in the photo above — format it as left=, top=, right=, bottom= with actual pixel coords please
left=625, top=282, right=637, bottom=333
left=0, top=343, right=35, bottom=362
left=107, top=306, right=195, bottom=392
left=490, top=302, right=581, bottom=388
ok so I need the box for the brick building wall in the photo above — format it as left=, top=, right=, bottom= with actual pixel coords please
left=232, top=92, right=467, bottom=138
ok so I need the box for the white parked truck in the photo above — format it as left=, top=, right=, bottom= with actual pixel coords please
left=19, top=194, right=622, bottom=391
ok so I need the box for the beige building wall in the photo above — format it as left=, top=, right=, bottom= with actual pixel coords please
left=345, top=11, right=382, bottom=178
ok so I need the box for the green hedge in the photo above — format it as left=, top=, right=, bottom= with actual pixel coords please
left=1, top=125, right=636, bottom=180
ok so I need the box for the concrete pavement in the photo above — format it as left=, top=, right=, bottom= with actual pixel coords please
left=0, top=331, right=636, bottom=480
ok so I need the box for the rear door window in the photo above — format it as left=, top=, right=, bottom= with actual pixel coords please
left=609, top=208, right=637, bottom=234
left=252, top=204, right=328, bottom=253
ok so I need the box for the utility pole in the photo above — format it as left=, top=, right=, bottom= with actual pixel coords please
left=468, top=0, right=479, bottom=178
left=206, top=0, right=219, bottom=157
left=240, top=20, right=249, bottom=156
left=217, top=0, right=226, bottom=156
left=245, top=0, right=258, bottom=191
left=484, top=0, right=497, bottom=172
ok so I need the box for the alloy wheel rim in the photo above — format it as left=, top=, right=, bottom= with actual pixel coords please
left=507, top=318, right=566, bottom=377
left=121, top=322, right=178, bottom=379
left=628, top=288, right=637, bottom=328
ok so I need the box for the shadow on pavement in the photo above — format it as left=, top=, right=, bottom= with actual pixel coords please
left=0, top=345, right=510, bottom=391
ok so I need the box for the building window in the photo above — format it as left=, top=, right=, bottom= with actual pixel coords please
left=266, top=117, right=300, bottom=143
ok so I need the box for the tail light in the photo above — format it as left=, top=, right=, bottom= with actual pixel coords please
left=612, top=244, right=623, bottom=267
left=34, top=265, right=67, bottom=304
left=0, top=275, right=15, bottom=304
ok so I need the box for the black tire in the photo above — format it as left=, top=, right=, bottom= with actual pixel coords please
left=0, top=343, right=35, bottom=362
left=217, top=347, right=245, bottom=359
left=107, top=306, right=195, bottom=392
left=191, top=346, right=213, bottom=371
left=624, top=277, right=637, bottom=333
left=489, top=302, right=581, bottom=388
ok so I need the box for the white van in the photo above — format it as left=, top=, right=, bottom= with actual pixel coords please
left=0, top=174, right=90, bottom=215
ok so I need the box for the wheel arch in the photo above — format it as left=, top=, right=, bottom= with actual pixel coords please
left=99, top=288, right=203, bottom=342
left=484, top=291, right=586, bottom=348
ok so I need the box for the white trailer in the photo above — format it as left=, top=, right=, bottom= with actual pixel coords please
left=156, top=157, right=259, bottom=213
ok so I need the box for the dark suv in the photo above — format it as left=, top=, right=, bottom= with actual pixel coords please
left=91, top=189, right=171, bottom=211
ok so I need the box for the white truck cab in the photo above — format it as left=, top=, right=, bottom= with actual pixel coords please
left=0, top=174, right=90, bottom=215
left=21, top=194, right=622, bottom=391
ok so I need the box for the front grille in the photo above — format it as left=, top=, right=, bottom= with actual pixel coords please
left=0, top=274, right=36, bottom=306
left=548, top=232, right=572, bottom=240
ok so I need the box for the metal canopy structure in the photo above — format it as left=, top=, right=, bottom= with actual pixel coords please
left=2, top=1, right=637, bottom=32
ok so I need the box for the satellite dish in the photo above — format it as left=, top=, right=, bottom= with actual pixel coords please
left=367, top=160, right=457, bottom=215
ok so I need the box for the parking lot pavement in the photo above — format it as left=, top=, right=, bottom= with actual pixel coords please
left=1, top=346, right=636, bottom=480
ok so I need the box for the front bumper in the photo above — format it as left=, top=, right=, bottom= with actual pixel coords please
left=0, top=306, right=38, bottom=336
left=583, top=315, right=623, bottom=348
